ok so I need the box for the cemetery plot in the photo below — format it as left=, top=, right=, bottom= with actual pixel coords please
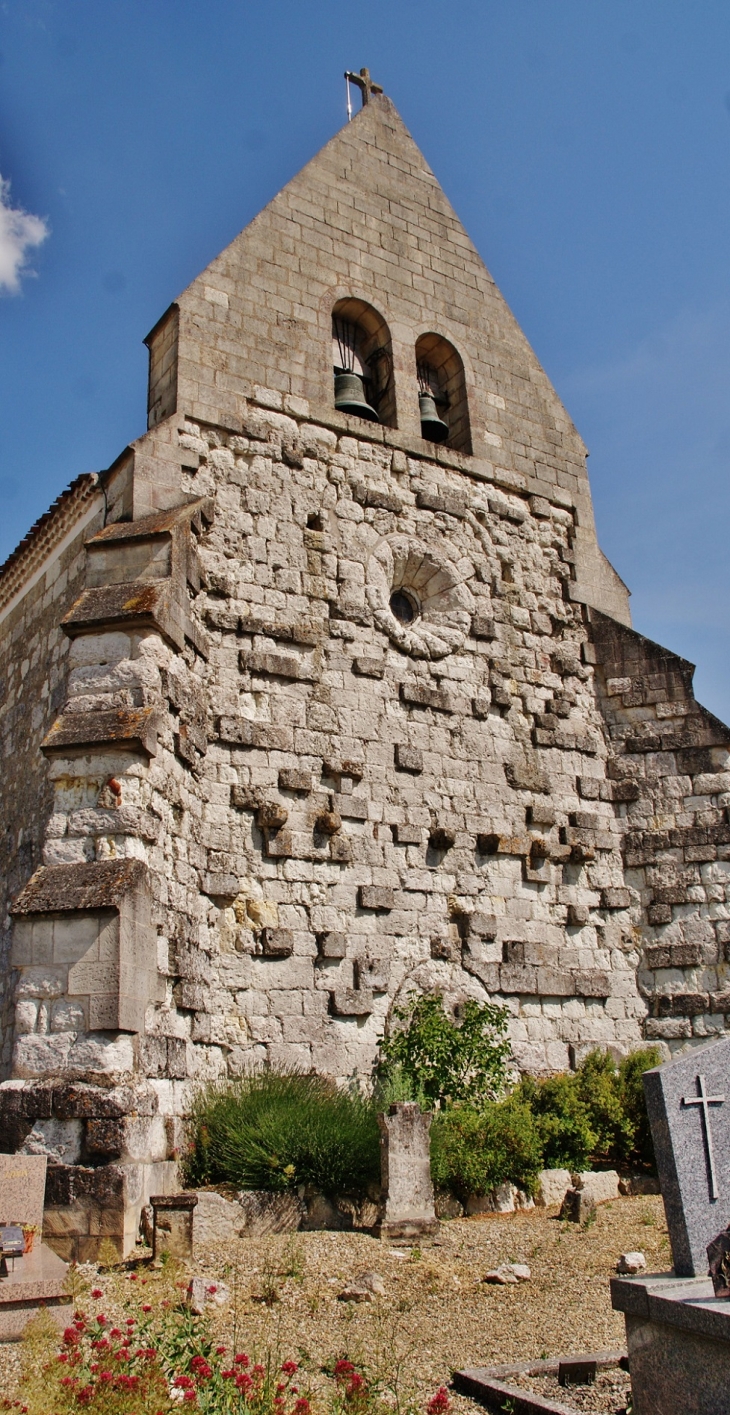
left=0, top=1194, right=670, bottom=1404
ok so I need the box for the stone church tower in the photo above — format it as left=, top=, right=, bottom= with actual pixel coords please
left=2, top=81, right=729, bottom=1257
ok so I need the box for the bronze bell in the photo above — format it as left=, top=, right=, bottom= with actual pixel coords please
left=419, top=391, right=449, bottom=444
left=334, top=371, right=379, bottom=422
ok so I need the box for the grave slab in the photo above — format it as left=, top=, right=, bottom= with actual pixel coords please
left=643, top=1035, right=730, bottom=1276
left=0, top=1241, right=72, bottom=1340
left=0, top=1154, right=71, bottom=1341
left=612, top=1271, right=730, bottom=1415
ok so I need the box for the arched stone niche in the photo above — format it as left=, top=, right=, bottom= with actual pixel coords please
left=366, top=534, right=474, bottom=660
left=415, top=331, right=471, bottom=454
left=332, top=297, right=396, bottom=428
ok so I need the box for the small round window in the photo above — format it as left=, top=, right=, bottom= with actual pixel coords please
left=390, top=589, right=419, bottom=625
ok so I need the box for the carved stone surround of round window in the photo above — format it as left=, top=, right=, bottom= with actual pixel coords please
left=366, top=534, right=474, bottom=660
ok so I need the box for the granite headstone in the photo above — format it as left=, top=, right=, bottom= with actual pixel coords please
left=0, top=1153, right=47, bottom=1230
left=644, top=1036, right=730, bottom=1276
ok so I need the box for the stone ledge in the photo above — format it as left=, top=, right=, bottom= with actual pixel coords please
left=11, top=859, right=147, bottom=915
left=42, top=706, right=161, bottom=758
left=61, top=581, right=209, bottom=660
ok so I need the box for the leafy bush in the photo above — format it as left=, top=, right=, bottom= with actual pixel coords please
left=184, top=1072, right=380, bottom=1197
left=616, top=1046, right=662, bottom=1167
left=513, top=1047, right=661, bottom=1174
left=376, top=991, right=511, bottom=1108
left=430, top=1095, right=543, bottom=1199
left=514, top=1072, right=596, bottom=1172
left=430, top=1047, right=662, bottom=1198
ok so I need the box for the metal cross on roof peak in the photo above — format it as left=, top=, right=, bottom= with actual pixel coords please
left=345, top=68, right=384, bottom=117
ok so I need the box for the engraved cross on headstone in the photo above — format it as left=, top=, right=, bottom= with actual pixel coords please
left=682, top=1073, right=725, bottom=1201
left=345, top=68, right=384, bottom=108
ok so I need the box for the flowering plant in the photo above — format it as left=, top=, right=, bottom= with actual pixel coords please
left=10, top=1273, right=451, bottom=1415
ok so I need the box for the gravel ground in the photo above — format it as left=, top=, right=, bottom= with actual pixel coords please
left=0, top=1195, right=669, bottom=1410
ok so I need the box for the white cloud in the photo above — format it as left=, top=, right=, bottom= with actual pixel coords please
left=0, top=174, right=49, bottom=294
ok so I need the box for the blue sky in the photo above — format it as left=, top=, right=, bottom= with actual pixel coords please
left=2, top=2, right=730, bottom=718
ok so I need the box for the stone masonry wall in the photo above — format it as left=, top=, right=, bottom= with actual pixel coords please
left=590, top=611, right=730, bottom=1051
left=0, top=503, right=104, bottom=1078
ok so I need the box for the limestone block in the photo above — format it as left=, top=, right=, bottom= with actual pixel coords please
left=20, top=1118, right=83, bottom=1165
left=278, top=768, right=312, bottom=793
left=191, top=1190, right=246, bottom=1246
left=358, top=886, right=394, bottom=911
left=261, top=928, right=294, bottom=957
left=601, top=888, right=632, bottom=910
left=535, top=1168, right=572, bottom=1208
left=355, top=956, right=390, bottom=991
left=572, top=1170, right=621, bottom=1205
left=394, top=744, right=423, bottom=773
left=317, top=932, right=347, bottom=958
left=237, top=1190, right=303, bottom=1235
left=329, top=988, right=373, bottom=1017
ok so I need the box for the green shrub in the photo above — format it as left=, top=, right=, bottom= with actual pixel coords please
left=430, top=1095, right=543, bottom=1199
left=575, top=1049, right=634, bottom=1165
left=513, top=1046, right=661, bottom=1174
left=376, top=991, right=511, bottom=1108
left=618, top=1046, right=662, bottom=1168
left=515, top=1072, right=596, bottom=1171
left=184, top=1071, right=380, bottom=1197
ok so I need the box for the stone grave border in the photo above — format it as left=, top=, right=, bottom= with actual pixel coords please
left=454, top=1349, right=628, bottom=1415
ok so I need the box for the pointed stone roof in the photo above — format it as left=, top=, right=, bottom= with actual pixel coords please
left=156, top=92, right=629, bottom=622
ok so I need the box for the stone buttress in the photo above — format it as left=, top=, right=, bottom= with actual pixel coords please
left=1, top=88, right=730, bottom=1258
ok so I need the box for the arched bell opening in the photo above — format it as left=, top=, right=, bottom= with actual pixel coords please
left=414, top=333, right=471, bottom=454
left=332, top=298, right=396, bottom=427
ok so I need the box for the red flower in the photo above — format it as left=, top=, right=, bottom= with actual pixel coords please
left=128, top=1272, right=138, bottom=1281
left=110, top=1327, right=122, bottom=1339
left=281, top=1360, right=298, bottom=1375
left=234, top=1354, right=250, bottom=1367
left=222, top=1369, right=235, bottom=1380
left=96, top=1314, right=107, bottom=1325
left=334, top=1361, right=356, bottom=1378
left=216, top=1345, right=226, bottom=1355
left=142, top=1303, right=152, bottom=1313
left=236, top=1372, right=253, bottom=1391
left=294, top=1400, right=312, bottom=1415
left=174, top=1376, right=195, bottom=1389
left=207, top=1284, right=217, bottom=1294
left=427, top=1388, right=450, bottom=1415
left=91, top=1288, right=103, bottom=1299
